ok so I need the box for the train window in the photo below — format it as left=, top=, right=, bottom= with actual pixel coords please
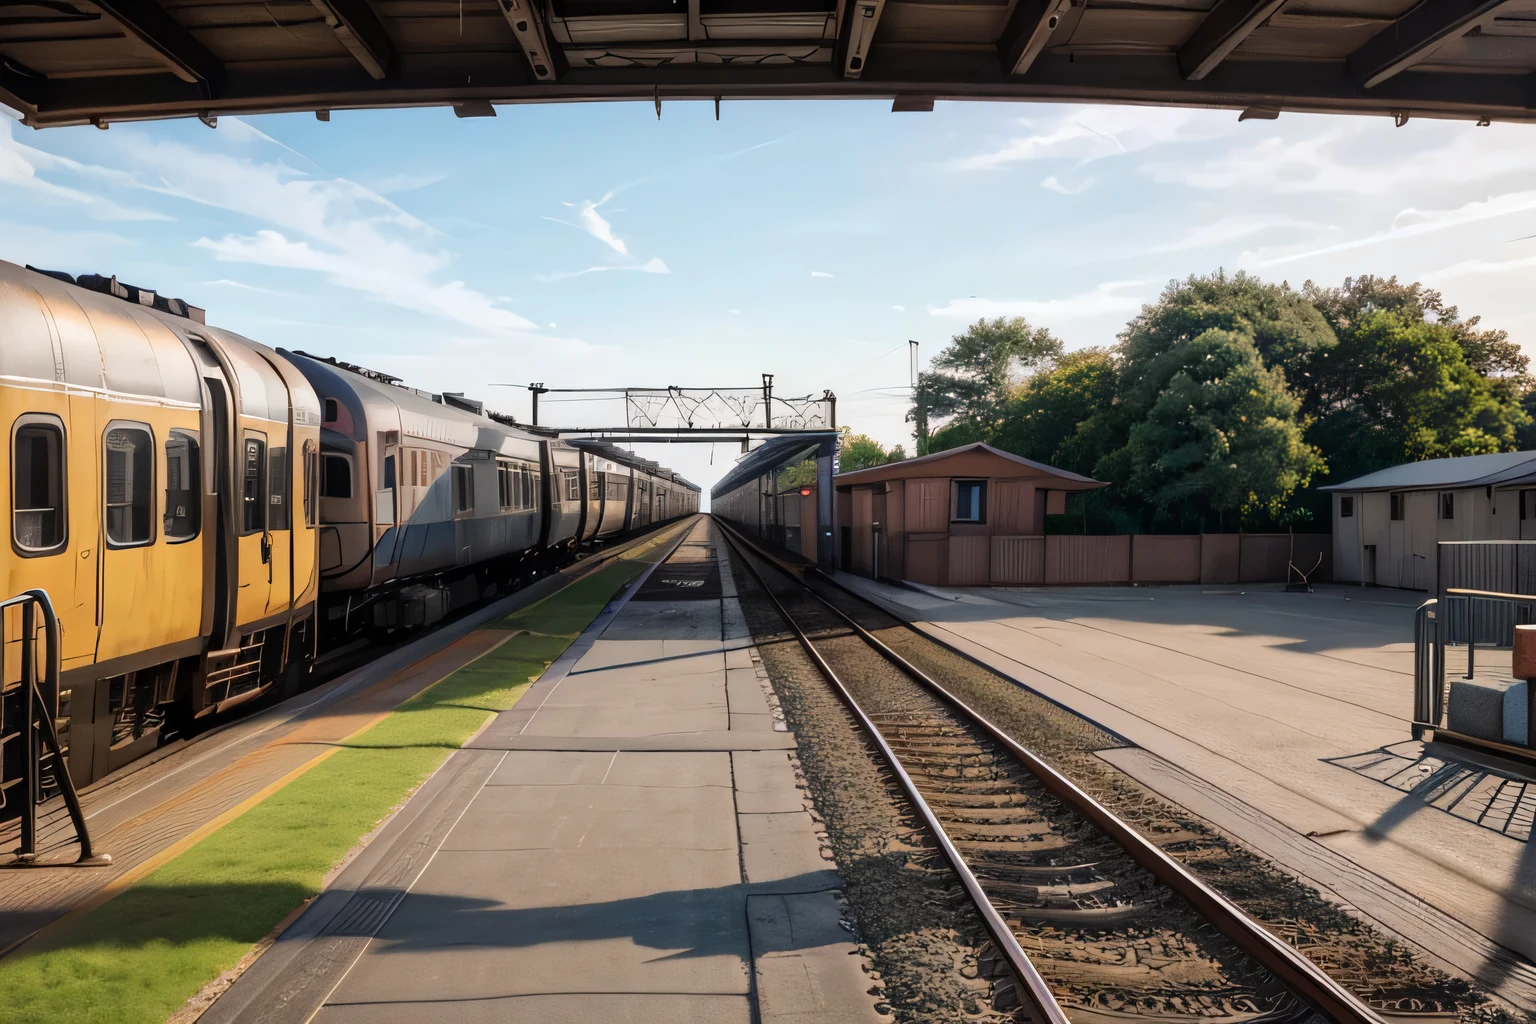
left=454, top=464, right=474, bottom=515
left=498, top=463, right=513, bottom=511
left=383, top=454, right=396, bottom=490
left=268, top=446, right=289, bottom=531
left=13, top=418, right=66, bottom=554
left=106, top=424, right=155, bottom=546
left=409, top=450, right=418, bottom=487
left=241, top=435, right=266, bottom=534
left=589, top=476, right=600, bottom=500
left=321, top=455, right=352, bottom=499
left=163, top=429, right=200, bottom=541
left=302, top=440, right=318, bottom=526
left=565, top=472, right=580, bottom=502
left=522, top=465, right=536, bottom=511
left=323, top=398, right=339, bottom=423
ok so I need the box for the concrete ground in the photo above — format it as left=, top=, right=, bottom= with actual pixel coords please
left=209, top=519, right=884, bottom=1024
left=835, top=575, right=1536, bottom=1013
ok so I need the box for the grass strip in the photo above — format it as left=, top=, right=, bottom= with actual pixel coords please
left=0, top=555, right=652, bottom=1024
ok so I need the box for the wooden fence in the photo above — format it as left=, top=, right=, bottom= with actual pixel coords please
left=954, top=532, right=1330, bottom=587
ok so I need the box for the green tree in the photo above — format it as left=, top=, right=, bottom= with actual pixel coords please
left=910, top=317, right=1063, bottom=442
left=1303, top=309, right=1527, bottom=482
left=1097, top=329, right=1324, bottom=531
left=1121, top=270, right=1336, bottom=384
left=837, top=427, right=907, bottom=472
left=992, top=347, right=1118, bottom=475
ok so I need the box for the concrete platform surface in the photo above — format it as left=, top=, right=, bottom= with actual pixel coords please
left=835, top=574, right=1536, bottom=1012
left=209, top=519, right=882, bottom=1024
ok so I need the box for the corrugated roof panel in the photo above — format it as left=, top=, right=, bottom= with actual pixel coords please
left=1322, top=451, right=1536, bottom=492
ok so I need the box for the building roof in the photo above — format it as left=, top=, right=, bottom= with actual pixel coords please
left=1321, top=451, right=1536, bottom=493
left=7, top=2, right=1536, bottom=128
left=835, top=442, right=1106, bottom=489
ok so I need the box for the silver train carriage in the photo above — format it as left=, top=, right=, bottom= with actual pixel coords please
left=280, top=355, right=700, bottom=634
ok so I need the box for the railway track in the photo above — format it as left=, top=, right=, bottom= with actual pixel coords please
left=715, top=519, right=1387, bottom=1024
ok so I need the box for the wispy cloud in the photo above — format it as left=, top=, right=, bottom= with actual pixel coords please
left=365, top=170, right=450, bottom=195
left=810, top=270, right=834, bottom=278
left=547, top=191, right=628, bottom=254
left=1257, top=191, right=1536, bottom=266
left=952, top=106, right=1237, bottom=172
left=74, top=128, right=562, bottom=343
left=203, top=278, right=291, bottom=295
left=1146, top=214, right=1331, bottom=255
left=1041, top=175, right=1096, bottom=195
left=0, top=116, right=170, bottom=221
left=536, top=257, right=670, bottom=282
left=929, top=281, right=1147, bottom=322
left=891, top=304, right=906, bottom=311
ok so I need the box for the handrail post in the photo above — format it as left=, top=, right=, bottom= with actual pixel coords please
left=5, top=590, right=109, bottom=868
left=17, top=601, right=38, bottom=861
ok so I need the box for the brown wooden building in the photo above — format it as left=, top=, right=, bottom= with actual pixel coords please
left=835, top=443, right=1107, bottom=586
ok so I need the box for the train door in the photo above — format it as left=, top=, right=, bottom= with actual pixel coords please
left=204, top=378, right=234, bottom=648
left=235, top=430, right=272, bottom=624
left=96, top=410, right=160, bottom=663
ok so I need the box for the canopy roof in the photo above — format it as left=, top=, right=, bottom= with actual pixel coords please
left=1321, top=450, right=1536, bottom=493
left=6, top=0, right=1536, bottom=128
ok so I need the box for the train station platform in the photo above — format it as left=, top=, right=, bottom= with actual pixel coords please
left=206, top=519, right=883, bottom=1024
left=833, top=574, right=1536, bottom=1014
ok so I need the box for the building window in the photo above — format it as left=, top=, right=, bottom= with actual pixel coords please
left=952, top=479, right=986, bottom=523
left=321, top=454, right=352, bottom=499
left=1440, top=492, right=1454, bottom=520
left=1389, top=493, right=1404, bottom=521
left=454, top=463, right=474, bottom=515
left=1524, top=490, right=1535, bottom=521
left=106, top=424, right=155, bottom=546
left=1338, top=496, right=1354, bottom=519
left=565, top=472, right=581, bottom=502
left=13, top=418, right=65, bottom=554
left=163, top=429, right=200, bottom=540
left=241, top=434, right=266, bottom=534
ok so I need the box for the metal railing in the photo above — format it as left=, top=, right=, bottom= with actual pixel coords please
left=1, top=589, right=107, bottom=866
left=1412, top=586, right=1536, bottom=754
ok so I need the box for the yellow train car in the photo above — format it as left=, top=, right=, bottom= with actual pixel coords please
left=0, top=260, right=320, bottom=797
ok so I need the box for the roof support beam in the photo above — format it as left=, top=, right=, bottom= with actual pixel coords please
left=309, top=0, right=393, bottom=80
left=497, top=0, right=558, bottom=81
left=1177, top=0, right=1285, bottom=81
left=998, top=0, right=1071, bottom=76
left=90, top=0, right=221, bottom=86
left=841, top=0, right=885, bottom=78
left=1348, top=0, right=1505, bottom=88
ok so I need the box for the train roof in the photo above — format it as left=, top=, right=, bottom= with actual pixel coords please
left=281, top=349, right=545, bottom=460
left=571, top=438, right=700, bottom=492
left=1, top=259, right=317, bottom=426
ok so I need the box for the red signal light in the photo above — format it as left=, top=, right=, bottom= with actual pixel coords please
left=799, top=487, right=812, bottom=496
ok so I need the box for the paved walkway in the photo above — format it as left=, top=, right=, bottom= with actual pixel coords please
left=209, top=520, right=882, bottom=1024
left=836, top=575, right=1536, bottom=1013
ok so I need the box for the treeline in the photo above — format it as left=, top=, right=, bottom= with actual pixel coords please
left=850, top=272, right=1532, bottom=534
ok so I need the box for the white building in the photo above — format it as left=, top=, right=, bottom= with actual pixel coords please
left=1323, top=451, right=1536, bottom=590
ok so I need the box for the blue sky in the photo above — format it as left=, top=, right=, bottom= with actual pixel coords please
left=5, top=98, right=1536, bottom=499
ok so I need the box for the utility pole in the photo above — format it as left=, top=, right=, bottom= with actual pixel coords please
left=909, top=340, right=927, bottom=456
left=762, top=373, right=774, bottom=430
left=528, top=382, right=548, bottom=425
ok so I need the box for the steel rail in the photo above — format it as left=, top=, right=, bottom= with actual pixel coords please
left=717, top=525, right=1071, bottom=1024
left=714, top=516, right=1387, bottom=1024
